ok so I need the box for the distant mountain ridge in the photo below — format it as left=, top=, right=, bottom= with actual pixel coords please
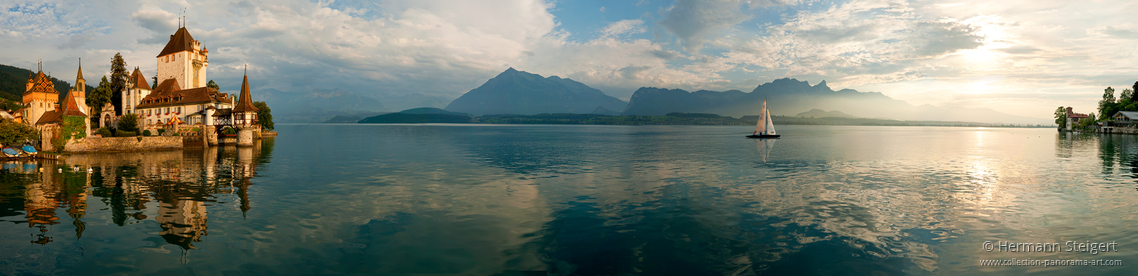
left=445, top=68, right=627, bottom=115
left=358, top=107, right=471, bottom=123
left=797, top=109, right=854, bottom=118
left=622, top=78, right=1049, bottom=125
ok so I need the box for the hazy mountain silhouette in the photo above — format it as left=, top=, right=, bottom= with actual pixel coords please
left=622, top=78, right=1049, bottom=124
left=445, top=68, right=627, bottom=115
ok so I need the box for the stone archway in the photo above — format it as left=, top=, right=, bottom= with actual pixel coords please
left=99, top=103, right=116, bottom=128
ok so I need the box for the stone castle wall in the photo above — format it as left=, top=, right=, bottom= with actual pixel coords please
left=64, top=136, right=183, bottom=153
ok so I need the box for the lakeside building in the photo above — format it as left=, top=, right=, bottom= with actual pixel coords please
left=132, top=26, right=236, bottom=128
left=20, top=61, right=92, bottom=150
left=21, top=64, right=58, bottom=126
left=1066, top=107, right=1090, bottom=131
left=121, top=67, right=153, bottom=116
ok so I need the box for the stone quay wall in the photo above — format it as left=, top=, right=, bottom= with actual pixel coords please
left=64, top=136, right=183, bottom=153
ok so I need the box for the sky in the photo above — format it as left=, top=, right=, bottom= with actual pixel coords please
left=2, top=0, right=1137, bottom=119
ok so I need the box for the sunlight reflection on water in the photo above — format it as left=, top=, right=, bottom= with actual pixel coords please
left=0, top=125, right=1136, bottom=275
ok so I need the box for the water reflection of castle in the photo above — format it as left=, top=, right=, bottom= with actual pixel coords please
left=2, top=140, right=268, bottom=248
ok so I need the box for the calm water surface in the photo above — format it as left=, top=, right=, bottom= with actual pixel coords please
left=1, top=124, right=1136, bottom=275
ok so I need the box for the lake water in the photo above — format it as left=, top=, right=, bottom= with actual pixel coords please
left=1, top=124, right=1136, bottom=275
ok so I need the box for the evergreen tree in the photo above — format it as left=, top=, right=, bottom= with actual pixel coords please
left=207, top=80, right=219, bottom=91
left=253, top=101, right=274, bottom=130
left=1121, top=88, right=1133, bottom=104
left=87, top=76, right=114, bottom=123
left=110, top=53, right=128, bottom=115
left=152, top=75, right=158, bottom=90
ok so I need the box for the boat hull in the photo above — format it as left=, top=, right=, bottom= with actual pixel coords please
left=2, top=148, right=22, bottom=158
left=746, top=134, right=781, bottom=139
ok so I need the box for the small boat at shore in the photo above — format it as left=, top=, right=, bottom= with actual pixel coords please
left=747, top=99, right=781, bottom=139
left=2, top=147, right=22, bottom=158
left=21, top=144, right=37, bottom=157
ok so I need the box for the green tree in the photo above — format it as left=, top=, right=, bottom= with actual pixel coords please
left=117, top=113, right=139, bottom=133
left=253, top=101, right=274, bottom=130
left=87, top=76, right=113, bottom=122
left=207, top=80, right=219, bottom=90
left=110, top=53, right=128, bottom=115
left=1099, top=86, right=1117, bottom=121
left=1055, top=106, right=1067, bottom=129
left=1121, top=88, right=1134, bottom=104
left=0, top=118, right=40, bottom=146
left=151, top=75, right=158, bottom=90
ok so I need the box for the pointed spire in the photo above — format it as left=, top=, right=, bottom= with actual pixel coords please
left=232, top=68, right=259, bottom=113
left=76, top=58, right=84, bottom=81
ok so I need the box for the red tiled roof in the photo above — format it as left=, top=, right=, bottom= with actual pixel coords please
left=62, top=94, right=85, bottom=117
left=136, top=79, right=228, bottom=109
left=158, top=27, right=195, bottom=57
left=232, top=74, right=259, bottom=113
left=35, top=110, right=61, bottom=125
left=130, top=68, right=151, bottom=90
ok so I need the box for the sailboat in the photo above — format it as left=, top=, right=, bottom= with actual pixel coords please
left=746, top=99, right=781, bottom=139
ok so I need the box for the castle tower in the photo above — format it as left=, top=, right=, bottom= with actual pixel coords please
left=123, top=67, right=153, bottom=115
left=233, top=68, right=259, bottom=147
left=70, top=59, right=90, bottom=136
left=70, top=59, right=88, bottom=116
left=157, top=27, right=208, bottom=89
left=23, top=63, right=58, bottom=126
left=232, top=68, right=259, bottom=126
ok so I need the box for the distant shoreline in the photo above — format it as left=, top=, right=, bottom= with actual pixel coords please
left=332, top=113, right=1054, bottom=128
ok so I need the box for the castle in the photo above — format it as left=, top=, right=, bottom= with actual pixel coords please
left=19, top=22, right=262, bottom=150
left=130, top=25, right=258, bottom=131
left=20, top=60, right=92, bottom=144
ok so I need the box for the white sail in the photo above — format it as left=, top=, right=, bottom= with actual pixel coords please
left=765, top=103, right=776, bottom=135
left=755, top=99, right=767, bottom=134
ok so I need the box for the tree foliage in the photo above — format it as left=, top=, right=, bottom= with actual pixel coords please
left=207, top=80, right=219, bottom=91
left=1098, top=81, right=1138, bottom=121
left=110, top=53, right=128, bottom=114
left=0, top=118, right=40, bottom=146
left=253, top=101, right=274, bottom=130
left=88, top=76, right=113, bottom=123
left=59, top=116, right=87, bottom=149
left=118, top=113, right=140, bottom=133
left=1054, top=106, right=1067, bottom=129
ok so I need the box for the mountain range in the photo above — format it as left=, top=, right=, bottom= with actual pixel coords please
left=622, top=78, right=1049, bottom=125
left=797, top=109, right=854, bottom=118
left=445, top=68, right=627, bottom=115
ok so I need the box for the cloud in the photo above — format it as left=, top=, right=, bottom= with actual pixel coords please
left=1090, top=24, right=1138, bottom=39
left=2, top=0, right=1137, bottom=119
left=657, top=0, right=752, bottom=53
left=57, top=33, right=93, bottom=49
left=600, top=19, right=646, bottom=37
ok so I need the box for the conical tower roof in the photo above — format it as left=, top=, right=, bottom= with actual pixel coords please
left=76, top=58, right=83, bottom=81
left=62, top=91, right=86, bottom=117
left=232, top=70, right=259, bottom=113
